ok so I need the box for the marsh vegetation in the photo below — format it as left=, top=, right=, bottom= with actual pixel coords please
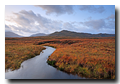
left=5, top=36, right=115, bottom=79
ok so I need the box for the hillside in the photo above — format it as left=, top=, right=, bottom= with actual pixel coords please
left=49, top=30, right=115, bottom=38
left=30, top=33, right=47, bottom=37
left=5, top=32, right=22, bottom=37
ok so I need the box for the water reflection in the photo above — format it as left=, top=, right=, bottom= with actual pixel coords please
left=5, top=46, right=85, bottom=79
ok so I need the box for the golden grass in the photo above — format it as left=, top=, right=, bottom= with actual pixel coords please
left=45, top=38, right=115, bottom=79
left=5, top=36, right=115, bottom=79
left=5, top=42, right=45, bottom=71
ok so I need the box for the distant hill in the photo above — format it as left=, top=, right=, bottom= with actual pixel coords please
left=49, top=30, right=115, bottom=38
left=5, top=32, right=22, bottom=37
left=30, top=33, right=47, bottom=37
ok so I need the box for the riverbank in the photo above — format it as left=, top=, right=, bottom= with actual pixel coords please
left=44, top=38, right=115, bottom=79
left=5, top=36, right=115, bottom=79
left=5, top=42, right=46, bottom=71
left=6, top=46, right=85, bottom=79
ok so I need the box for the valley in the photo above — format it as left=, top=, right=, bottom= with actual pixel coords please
left=5, top=33, right=115, bottom=79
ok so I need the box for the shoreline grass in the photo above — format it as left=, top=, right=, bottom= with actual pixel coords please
left=5, top=43, right=46, bottom=71
left=46, top=38, right=115, bottom=79
left=5, top=36, right=115, bottom=79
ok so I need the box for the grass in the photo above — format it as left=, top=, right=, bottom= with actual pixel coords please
left=5, top=42, right=45, bottom=71
left=47, top=60, right=56, bottom=67
left=45, top=38, right=115, bottom=79
left=5, top=36, right=115, bottom=79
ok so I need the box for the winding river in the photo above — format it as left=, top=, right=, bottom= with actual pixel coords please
left=5, top=46, right=85, bottom=79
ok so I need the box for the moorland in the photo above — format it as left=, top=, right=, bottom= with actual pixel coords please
left=5, top=31, right=115, bottom=79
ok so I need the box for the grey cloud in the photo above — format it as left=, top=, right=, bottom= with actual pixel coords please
left=35, top=5, right=74, bottom=15
left=19, top=10, right=36, bottom=17
left=13, top=12, right=31, bottom=26
left=9, top=25, right=30, bottom=32
left=81, top=18, right=115, bottom=30
left=14, top=10, right=51, bottom=28
left=6, top=10, right=63, bottom=36
left=15, top=10, right=49, bottom=27
left=5, top=10, right=115, bottom=36
left=104, top=14, right=115, bottom=29
left=83, top=19, right=105, bottom=29
left=62, top=22, right=79, bottom=31
left=87, top=17, right=92, bottom=20
left=79, top=5, right=105, bottom=13
left=63, top=22, right=74, bottom=30
left=105, top=20, right=115, bottom=29
left=37, top=14, right=51, bottom=26
left=106, top=14, right=115, bottom=20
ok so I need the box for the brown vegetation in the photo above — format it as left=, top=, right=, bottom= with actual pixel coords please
left=5, top=39, right=45, bottom=71
left=43, top=38, right=115, bottom=79
left=5, top=36, right=115, bottom=79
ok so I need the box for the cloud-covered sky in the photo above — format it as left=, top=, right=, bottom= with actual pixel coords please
left=5, top=5, right=115, bottom=36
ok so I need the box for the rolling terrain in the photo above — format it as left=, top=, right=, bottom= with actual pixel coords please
left=5, top=31, right=115, bottom=79
left=30, top=33, right=47, bottom=37
left=5, top=32, right=22, bottom=37
left=49, top=30, right=115, bottom=38
left=5, top=30, right=115, bottom=38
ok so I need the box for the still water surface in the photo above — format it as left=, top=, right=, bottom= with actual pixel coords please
left=5, top=46, right=86, bottom=79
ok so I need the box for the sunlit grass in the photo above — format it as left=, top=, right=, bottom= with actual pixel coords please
left=5, top=43, right=45, bottom=71
left=5, top=36, right=115, bottom=79
left=46, top=38, right=115, bottom=79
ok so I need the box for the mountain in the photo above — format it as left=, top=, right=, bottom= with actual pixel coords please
left=30, top=33, right=47, bottom=37
left=5, top=32, right=22, bottom=37
left=48, top=30, right=115, bottom=38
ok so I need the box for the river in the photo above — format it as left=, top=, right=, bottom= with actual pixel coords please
left=5, top=46, right=86, bottom=79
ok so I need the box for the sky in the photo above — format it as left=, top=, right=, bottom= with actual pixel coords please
left=5, top=5, right=115, bottom=37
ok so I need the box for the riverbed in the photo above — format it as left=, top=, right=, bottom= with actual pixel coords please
left=5, top=46, right=85, bottom=79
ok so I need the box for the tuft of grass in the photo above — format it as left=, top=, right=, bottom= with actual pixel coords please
left=47, top=60, right=56, bottom=67
left=58, top=67, right=64, bottom=71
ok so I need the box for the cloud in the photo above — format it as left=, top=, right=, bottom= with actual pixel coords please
left=83, top=19, right=105, bottom=29
left=63, top=22, right=74, bottom=30
left=106, top=14, right=115, bottom=20
left=12, top=12, right=31, bottom=27
left=81, top=17, right=115, bottom=30
left=105, top=20, right=115, bottom=29
left=79, top=5, right=105, bottom=13
left=5, top=10, right=64, bottom=36
left=105, top=14, right=115, bottom=29
left=5, top=10, right=115, bottom=36
left=34, top=5, right=74, bottom=15
left=12, top=10, right=50, bottom=28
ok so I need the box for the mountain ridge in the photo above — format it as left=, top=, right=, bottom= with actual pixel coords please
left=5, top=30, right=115, bottom=38
left=30, top=33, right=47, bottom=37
left=48, top=30, right=115, bottom=38
left=5, top=32, right=22, bottom=37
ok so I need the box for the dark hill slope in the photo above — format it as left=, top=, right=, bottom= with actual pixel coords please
left=30, top=33, right=47, bottom=37
left=49, top=30, right=115, bottom=38
left=5, top=32, right=22, bottom=37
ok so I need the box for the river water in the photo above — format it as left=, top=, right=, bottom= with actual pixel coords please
left=5, top=46, right=85, bottom=79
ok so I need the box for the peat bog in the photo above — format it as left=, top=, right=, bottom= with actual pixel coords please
left=5, top=36, right=115, bottom=79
